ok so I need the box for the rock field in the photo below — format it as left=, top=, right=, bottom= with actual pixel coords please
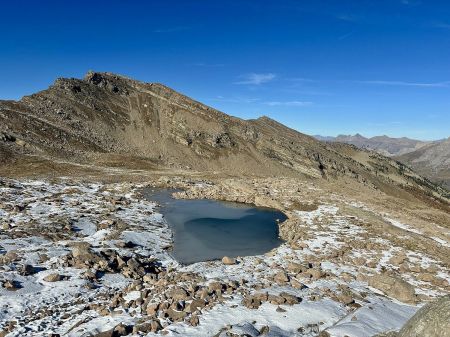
left=0, top=175, right=448, bottom=337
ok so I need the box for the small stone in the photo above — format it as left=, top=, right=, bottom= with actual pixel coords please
left=339, top=294, right=355, bottom=305
left=189, top=314, right=200, bottom=326
left=260, top=326, right=270, bottom=334
left=291, top=278, right=307, bottom=289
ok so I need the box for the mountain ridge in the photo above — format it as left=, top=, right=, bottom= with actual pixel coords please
left=314, top=133, right=449, bottom=188
left=0, top=71, right=448, bottom=202
left=314, top=133, right=438, bottom=156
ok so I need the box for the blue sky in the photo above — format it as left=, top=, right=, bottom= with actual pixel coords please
left=1, top=0, right=449, bottom=140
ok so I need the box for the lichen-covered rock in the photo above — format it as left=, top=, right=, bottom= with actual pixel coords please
left=397, top=295, right=450, bottom=337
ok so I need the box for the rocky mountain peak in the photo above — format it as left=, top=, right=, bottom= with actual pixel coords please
left=0, top=72, right=448, bottom=200
left=83, top=71, right=131, bottom=95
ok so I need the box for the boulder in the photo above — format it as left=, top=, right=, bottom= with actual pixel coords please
left=113, top=323, right=132, bottom=336
left=185, top=299, right=206, bottom=313
left=168, top=287, right=189, bottom=301
left=396, top=295, right=450, bottom=337
left=242, top=296, right=262, bottom=309
left=222, top=256, right=237, bottom=265
left=280, top=292, right=301, bottom=305
left=306, top=268, right=324, bottom=280
left=71, top=243, right=100, bottom=267
left=208, top=281, right=224, bottom=292
left=274, top=271, right=289, bottom=284
left=150, top=320, right=162, bottom=332
left=2, top=279, right=21, bottom=290
left=145, top=302, right=159, bottom=316
left=268, top=294, right=285, bottom=305
left=0, top=250, right=19, bottom=264
left=189, top=314, right=200, bottom=326
left=369, top=273, right=417, bottom=304
left=165, top=308, right=187, bottom=322
left=287, top=262, right=307, bottom=273
left=18, top=264, right=36, bottom=276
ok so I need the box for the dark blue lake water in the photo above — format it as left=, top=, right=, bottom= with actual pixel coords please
left=143, top=188, right=286, bottom=264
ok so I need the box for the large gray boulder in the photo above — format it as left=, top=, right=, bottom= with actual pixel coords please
left=376, top=295, right=450, bottom=337
left=397, top=295, right=450, bottom=337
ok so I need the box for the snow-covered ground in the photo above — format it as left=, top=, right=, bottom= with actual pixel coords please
left=0, top=178, right=448, bottom=337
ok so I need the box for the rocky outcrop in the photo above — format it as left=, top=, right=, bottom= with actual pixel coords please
left=375, top=296, right=450, bottom=337
left=368, top=273, right=417, bottom=304
left=397, top=295, right=450, bottom=337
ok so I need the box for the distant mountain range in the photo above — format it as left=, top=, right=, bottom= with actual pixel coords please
left=314, top=134, right=450, bottom=189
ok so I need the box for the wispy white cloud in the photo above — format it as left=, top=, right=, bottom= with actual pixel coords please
left=283, top=77, right=449, bottom=89
left=355, top=80, right=450, bottom=87
left=288, top=77, right=449, bottom=88
left=264, top=101, right=313, bottom=107
left=234, top=73, right=276, bottom=85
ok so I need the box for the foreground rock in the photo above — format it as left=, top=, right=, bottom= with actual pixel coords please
left=369, top=273, right=417, bottom=304
left=396, top=295, right=450, bottom=337
left=222, top=256, right=237, bottom=265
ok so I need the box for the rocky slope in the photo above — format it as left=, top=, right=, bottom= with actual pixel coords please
left=395, top=138, right=450, bottom=189
left=0, top=72, right=447, bottom=203
left=314, top=134, right=449, bottom=190
left=0, top=175, right=449, bottom=336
